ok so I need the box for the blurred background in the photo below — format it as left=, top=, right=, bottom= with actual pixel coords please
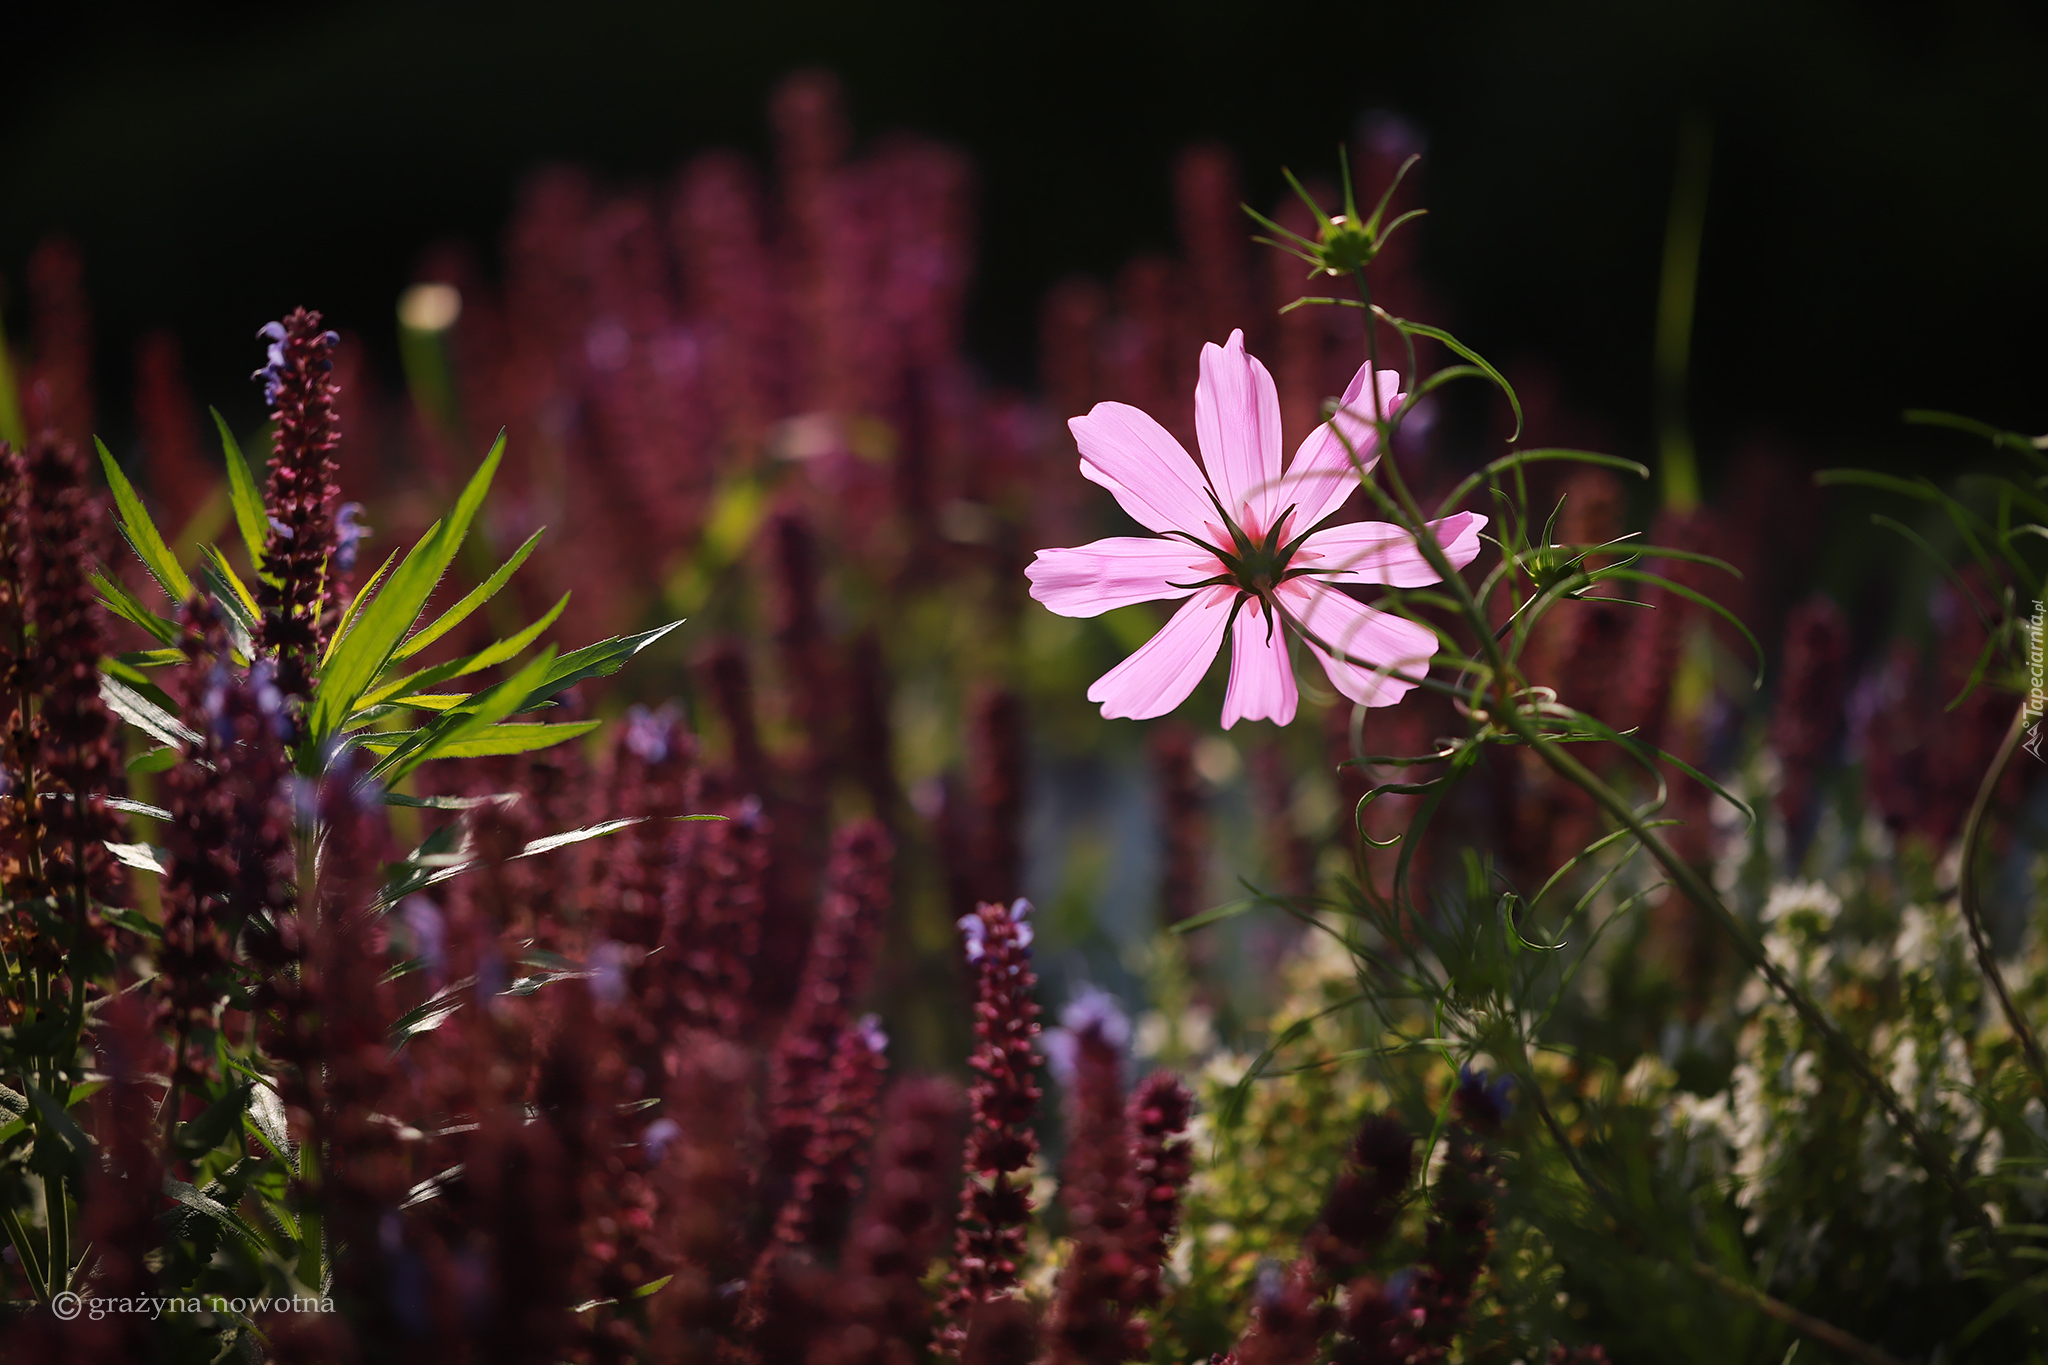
left=6, top=0, right=2045, bottom=455
left=2, top=0, right=2045, bottom=1046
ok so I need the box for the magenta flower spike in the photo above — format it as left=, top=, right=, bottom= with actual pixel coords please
left=1027, top=330, right=1486, bottom=727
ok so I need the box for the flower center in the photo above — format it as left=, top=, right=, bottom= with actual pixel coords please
left=1167, top=494, right=1320, bottom=608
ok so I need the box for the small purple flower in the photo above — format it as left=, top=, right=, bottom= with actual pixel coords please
left=855, top=1012, right=889, bottom=1055
left=398, top=895, right=448, bottom=983
left=1043, top=985, right=1130, bottom=1084
left=958, top=897, right=1034, bottom=963
left=622, top=702, right=684, bottom=764
left=253, top=322, right=290, bottom=404
left=1453, top=1063, right=1515, bottom=1133
left=957, top=913, right=989, bottom=963
left=588, top=940, right=634, bottom=1009
left=641, top=1117, right=683, bottom=1163
left=334, top=501, right=370, bottom=572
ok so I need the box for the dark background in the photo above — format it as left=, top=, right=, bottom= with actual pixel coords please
left=4, top=0, right=2044, bottom=480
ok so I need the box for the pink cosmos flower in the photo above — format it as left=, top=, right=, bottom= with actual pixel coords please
left=1027, top=330, right=1485, bottom=728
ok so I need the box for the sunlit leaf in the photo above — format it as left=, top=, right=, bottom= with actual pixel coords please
left=212, top=407, right=269, bottom=572
left=96, top=437, right=193, bottom=603
left=393, top=527, right=545, bottom=662
left=308, top=432, right=505, bottom=744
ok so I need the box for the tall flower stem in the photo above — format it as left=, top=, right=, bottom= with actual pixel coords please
left=1330, top=259, right=2033, bottom=1318
left=1957, top=700, right=2048, bottom=1101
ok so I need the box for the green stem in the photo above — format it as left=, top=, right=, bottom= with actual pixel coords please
left=1, top=1204, right=48, bottom=1302
left=44, top=1171, right=67, bottom=1295
left=1519, top=1066, right=1906, bottom=1365
left=1956, top=701, right=2048, bottom=1101
left=1324, top=275, right=2024, bottom=1308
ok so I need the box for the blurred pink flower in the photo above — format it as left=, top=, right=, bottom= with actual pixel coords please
left=1027, top=330, right=1484, bottom=727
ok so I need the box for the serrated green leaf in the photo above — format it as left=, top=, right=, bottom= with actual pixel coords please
left=245, top=1081, right=293, bottom=1161
left=107, top=795, right=173, bottom=821
left=163, top=1175, right=266, bottom=1253
left=413, top=721, right=600, bottom=762
left=96, top=437, right=194, bottom=603
left=94, top=570, right=182, bottom=648
left=386, top=693, right=482, bottom=712
left=393, top=526, right=546, bottom=662
left=126, top=747, right=181, bottom=775
left=176, top=1083, right=252, bottom=1160
left=308, top=431, right=505, bottom=744
left=323, top=545, right=401, bottom=666
left=387, top=813, right=646, bottom=905
left=371, top=645, right=558, bottom=782
left=381, top=790, right=517, bottom=811
left=199, top=550, right=259, bottom=660
left=212, top=407, right=269, bottom=573
left=102, top=906, right=162, bottom=939
left=509, top=620, right=685, bottom=711
left=116, top=648, right=188, bottom=668
left=174, top=1081, right=253, bottom=1160
left=100, top=655, right=181, bottom=712
left=100, top=672, right=200, bottom=749
left=25, top=1082, right=88, bottom=1159
left=355, top=592, right=569, bottom=714
left=516, top=815, right=642, bottom=858
left=105, top=841, right=168, bottom=875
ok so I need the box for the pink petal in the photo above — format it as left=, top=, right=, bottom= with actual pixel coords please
left=1220, top=596, right=1298, bottom=729
left=1026, top=537, right=1222, bottom=617
left=1276, top=365, right=1404, bottom=531
left=1293, top=511, right=1488, bottom=587
left=1276, top=579, right=1438, bottom=707
left=1087, top=586, right=1237, bottom=720
left=1069, top=403, right=1215, bottom=535
left=1194, top=331, right=1286, bottom=538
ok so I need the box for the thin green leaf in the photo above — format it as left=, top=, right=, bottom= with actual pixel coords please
left=201, top=544, right=260, bottom=621
left=381, top=791, right=518, bottom=811
left=25, top=1083, right=89, bottom=1160
left=392, top=720, right=600, bottom=765
left=393, top=527, right=546, bottom=662
left=116, top=648, right=188, bottom=668
left=125, top=747, right=181, bottom=775
left=100, top=673, right=200, bottom=749
left=162, top=1175, right=267, bottom=1254
left=198, top=551, right=259, bottom=660
left=100, top=655, right=180, bottom=712
left=105, top=841, right=168, bottom=875
left=211, top=407, right=269, bottom=572
left=173, top=1082, right=253, bottom=1160
left=323, top=545, right=402, bottom=666
left=1170, top=897, right=1261, bottom=935
left=93, top=570, right=182, bottom=647
left=107, top=795, right=173, bottom=821
left=1436, top=450, right=1650, bottom=521
left=355, top=593, right=569, bottom=714
left=1369, top=312, right=1522, bottom=440
left=509, top=620, right=686, bottom=710
left=102, top=907, right=162, bottom=939
left=308, top=431, right=505, bottom=743
left=1599, top=568, right=1766, bottom=688
left=1905, top=408, right=2048, bottom=463
left=96, top=437, right=194, bottom=602
left=371, top=646, right=560, bottom=782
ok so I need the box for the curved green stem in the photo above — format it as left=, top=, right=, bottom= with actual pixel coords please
left=1518, top=1064, right=1906, bottom=1365
left=1957, top=701, right=2048, bottom=1101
